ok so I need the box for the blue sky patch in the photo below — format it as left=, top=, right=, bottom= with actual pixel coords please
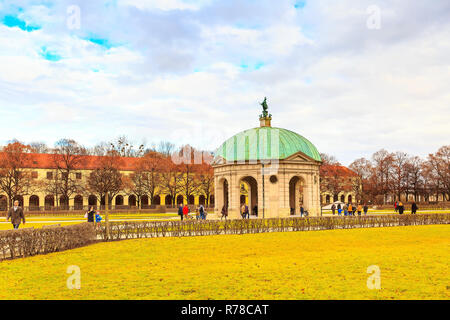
left=294, top=1, right=306, bottom=9
left=86, top=36, right=114, bottom=49
left=2, top=15, right=40, bottom=32
left=39, top=46, right=62, bottom=62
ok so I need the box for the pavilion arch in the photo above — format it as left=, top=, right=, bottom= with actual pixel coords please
left=188, top=195, right=195, bottom=205
left=340, top=194, right=345, bottom=202
left=348, top=194, right=353, bottom=203
left=289, top=176, right=307, bottom=215
left=239, top=175, right=258, bottom=214
left=209, top=195, right=214, bottom=207
left=29, top=195, right=40, bottom=211
left=74, top=195, right=83, bottom=210
left=176, top=195, right=184, bottom=205
left=216, top=177, right=229, bottom=213
left=325, top=195, right=331, bottom=204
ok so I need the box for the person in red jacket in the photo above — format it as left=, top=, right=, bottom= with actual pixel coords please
left=183, top=204, right=189, bottom=219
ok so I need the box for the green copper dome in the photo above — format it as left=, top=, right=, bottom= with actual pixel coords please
left=214, top=126, right=321, bottom=162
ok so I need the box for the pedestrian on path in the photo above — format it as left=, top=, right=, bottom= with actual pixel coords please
left=398, top=201, right=405, bottom=215
left=178, top=203, right=184, bottom=221
left=221, top=206, right=228, bottom=220
left=7, top=200, right=25, bottom=229
left=183, top=204, right=189, bottom=219
left=411, top=202, right=418, bottom=214
left=363, top=204, right=368, bottom=215
left=357, top=204, right=362, bottom=216
left=331, top=204, right=336, bottom=215
left=85, top=206, right=95, bottom=223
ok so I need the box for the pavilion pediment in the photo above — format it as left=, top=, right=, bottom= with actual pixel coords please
left=284, top=151, right=318, bottom=163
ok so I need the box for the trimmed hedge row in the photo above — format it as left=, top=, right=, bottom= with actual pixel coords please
left=96, top=213, right=450, bottom=241
left=0, top=223, right=96, bottom=261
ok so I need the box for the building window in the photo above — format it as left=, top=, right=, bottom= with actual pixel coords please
left=76, top=172, right=82, bottom=180
left=62, top=172, right=68, bottom=179
left=31, top=171, right=38, bottom=179
left=47, top=172, right=53, bottom=180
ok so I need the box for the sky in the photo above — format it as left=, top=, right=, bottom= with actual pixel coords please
left=0, top=0, right=449, bottom=166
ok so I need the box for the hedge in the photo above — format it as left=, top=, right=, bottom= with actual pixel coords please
left=0, top=223, right=96, bottom=261
left=96, top=213, right=450, bottom=241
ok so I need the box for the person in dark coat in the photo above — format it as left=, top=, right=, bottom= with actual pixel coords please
left=300, top=206, right=304, bottom=217
left=221, top=206, right=228, bottom=220
left=331, top=204, right=336, bottom=215
left=86, top=206, right=95, bottom=223
left=7, top=200, right=25, bottom=229
left=178, top=203, right=184, bottom=220
left=363, top=204, right=369, bottom=215
left=253, top=205, right=258, bottom=217
left=411, top=202, right=418, bottom=214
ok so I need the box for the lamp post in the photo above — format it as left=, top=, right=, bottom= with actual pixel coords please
left=105, top=192, right=110, bottom=240
left=262, top=163, right=265, bottom=219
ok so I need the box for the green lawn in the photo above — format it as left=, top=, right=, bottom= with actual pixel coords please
left=0, top=225, right=448, bottom=299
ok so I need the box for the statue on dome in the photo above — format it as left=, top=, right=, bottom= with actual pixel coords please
left=260, top=97, right=271, bottom=118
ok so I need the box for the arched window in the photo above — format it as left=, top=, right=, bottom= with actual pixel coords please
left=29, top=195, right=40, bottom=211
left=199, top=195, right=206, bottom=206
left=340, top=195, right=345, bottom=202
left=59, top=196, right=69, bottom=210
left=165, top=195, right=173, bottom=207
left=176, top=195, right=184, bottom=205
left=141, top=195, right=149, bottom=208
left=74, top=195, right=83, bottom=210
left=326, top=195, right=330, bottom=204
left=129, top=195, right=137, bottom=207
left=153, top=195, right=161, bottom=205
left=115, top=195, right=124, bottom=206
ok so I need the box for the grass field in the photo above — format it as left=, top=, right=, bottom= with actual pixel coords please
left=0, top=225, right=448, bottom=300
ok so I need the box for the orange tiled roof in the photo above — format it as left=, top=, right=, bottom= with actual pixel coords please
left=7, top=153, right=141, bottom=171
left=320, top=164, right=358, bottom=177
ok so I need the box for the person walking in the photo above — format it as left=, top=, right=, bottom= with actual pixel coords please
left=331, top=204, right=336, bottom=215
left=337, top=207, right=342, bottom=216
left=337, top=203, right=341, bottom=211
left=348, top=203, right=353, bottom=216
left=7, top=200, right=25, bottom=229
left=411, top=202, right=418, bottom=214
left=343, top=204, right=348, bottom=216
left=352, top=204, right=357, bottom=216
left=357, top=204, right=362, bottom=216
left=183, top=204, right=189, bottom=220
left=178, top=203, right=184, bottom=221
left=199, top=204, right=205, bottom=220
left=241, top=203, right=246, bottom=219
left=253, top=205, right=258, bottom=217
left=394, top=201, right=398, bottom=212
left=363, top=203, right=369, bottom=215
left=300, top=205, right=304, bottom=217
left=398, top=201, right=404, bottom=215
left=85, top=206, right=95, bottom=223
left=221, top=206, right=228, bottom=220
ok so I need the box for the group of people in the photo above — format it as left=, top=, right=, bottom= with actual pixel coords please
left=240, top=204, right=258, bottom=219
left=85, top=206, right=102, bottom=228
left=394, top=201, right=418, bottom=214
left=178, top=203, right=208, bottom=220
left=331, top=203, right=368, bottom=216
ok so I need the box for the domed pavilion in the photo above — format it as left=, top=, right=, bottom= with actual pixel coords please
left=212, top=98, right=322, bottom=219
